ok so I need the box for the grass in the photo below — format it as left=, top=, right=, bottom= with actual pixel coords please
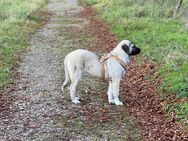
left=0, top=0, right=49, bottom=89
left=81, top=0, right=188, bottom=125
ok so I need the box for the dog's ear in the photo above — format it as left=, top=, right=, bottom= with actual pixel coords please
left=121, top=44, right=129, bottom=54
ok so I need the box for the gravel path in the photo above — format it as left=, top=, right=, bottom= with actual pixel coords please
left=0, top=0, right=85, bottom=140
left=0, top=0, right=142, bottom=140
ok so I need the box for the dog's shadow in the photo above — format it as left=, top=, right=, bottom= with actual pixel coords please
left=75, top=73, right=108, bottom=104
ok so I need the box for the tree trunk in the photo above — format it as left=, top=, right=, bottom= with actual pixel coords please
left=173, top=0, right=183, bottom=19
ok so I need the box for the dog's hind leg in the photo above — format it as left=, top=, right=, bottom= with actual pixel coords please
left=70, top=79, right=80, bottom=104
left=69, top=70, right=82, bottom=104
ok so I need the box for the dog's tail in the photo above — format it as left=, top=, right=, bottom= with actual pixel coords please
left=61, top=56, right=70, bottom=92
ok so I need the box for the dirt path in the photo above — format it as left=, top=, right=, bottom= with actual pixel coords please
left=0, top=0, right=142, bottom=140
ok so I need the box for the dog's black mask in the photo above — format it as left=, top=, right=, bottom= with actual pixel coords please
left=122, top=44, right=141, bottom=56
left=130, top=45, right=140, bottom=56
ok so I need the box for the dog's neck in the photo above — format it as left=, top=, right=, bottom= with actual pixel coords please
left=111, top=48, right=130, bottom=64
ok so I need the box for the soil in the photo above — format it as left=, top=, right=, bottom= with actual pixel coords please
left=0, top=0, right=187, bottom=141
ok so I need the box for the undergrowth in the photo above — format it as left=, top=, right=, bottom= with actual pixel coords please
left=0, top=0, right=48, bottom=89
left=81, top=0, right=188, bottom=126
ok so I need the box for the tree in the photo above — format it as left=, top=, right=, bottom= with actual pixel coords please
left=173, top=0, right=183, bottom=19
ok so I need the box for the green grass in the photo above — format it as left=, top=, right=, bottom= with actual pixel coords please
left=81, top=0, right=188, bottom=125
left=0, top=0, right=48, bottom=88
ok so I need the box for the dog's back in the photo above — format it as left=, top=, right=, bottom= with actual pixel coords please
left=66, top=49, right=98, bottom=62
left=63, top=49, right=102, bottom=86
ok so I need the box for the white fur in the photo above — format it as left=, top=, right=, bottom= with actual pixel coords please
left=62, top=40, right=133, bottom=105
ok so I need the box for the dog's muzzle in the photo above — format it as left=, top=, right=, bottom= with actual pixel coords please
left=130, top=46, right=140, bottom=56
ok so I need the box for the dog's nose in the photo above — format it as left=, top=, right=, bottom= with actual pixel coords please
left=136, top=47, right=141, bottom=54
left=130, top=46, right=141, bottom=56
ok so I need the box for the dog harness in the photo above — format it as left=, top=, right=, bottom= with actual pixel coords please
left=100, top=53, right=127, bottom=81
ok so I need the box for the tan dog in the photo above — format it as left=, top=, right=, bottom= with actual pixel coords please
left=62, top=40, right=140, bottom=105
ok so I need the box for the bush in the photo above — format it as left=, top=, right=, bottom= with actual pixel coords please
left=134, top=6, right=150, bottom=17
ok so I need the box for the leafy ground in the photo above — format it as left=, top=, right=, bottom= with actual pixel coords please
left=0, top=0, right=188, bottom=140
left=80, top=5, right=188, bottom=141
left=0, top=0, right=142, bottom=140
left=82, top=0, right=188, bottom=129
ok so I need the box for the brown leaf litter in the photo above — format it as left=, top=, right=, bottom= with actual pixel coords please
left=80, top=6, right=188, bottom=141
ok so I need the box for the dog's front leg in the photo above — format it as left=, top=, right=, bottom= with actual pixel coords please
left=107, top=81, right=114, bottom=104
left=112, top=79, right=123, bottom=105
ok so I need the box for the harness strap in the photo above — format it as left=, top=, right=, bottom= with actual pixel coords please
left=100, top=53, right=126, bottom=81
left=111, top=55, right=127, bottom=70
left=102, top=62, right=106, bottom=81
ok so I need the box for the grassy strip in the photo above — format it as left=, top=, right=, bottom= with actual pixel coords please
left=0, top=0, right=49, bottom=88
left=81, top=0, right=188, bottom=125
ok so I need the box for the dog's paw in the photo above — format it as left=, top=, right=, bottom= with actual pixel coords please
left=114, top=101, right=123, bottom=106
left=72, top=99, right=80, bottom=104
left=108, top=99, right=115, bottom=104
left=72, top=97, right=80, bottom=104
left=75, top=96, right=80, bottom=100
